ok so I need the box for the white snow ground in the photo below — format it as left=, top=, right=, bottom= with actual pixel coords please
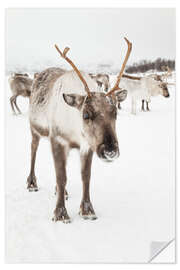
left=5, top=73, right=175, bottom=263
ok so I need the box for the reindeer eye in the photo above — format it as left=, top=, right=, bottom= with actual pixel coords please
left=83, top=112, right=90, bottom=120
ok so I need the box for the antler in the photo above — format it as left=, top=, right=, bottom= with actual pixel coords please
left=161, top=66, right=172, bottom=82
left=54, top=44, right=92, bottom=98
left=165, top=66, right=172, bottom=77
left=106, top=37, right=132, bottom=96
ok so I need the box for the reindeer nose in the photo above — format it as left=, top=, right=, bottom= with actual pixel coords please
left=97, top=142, right=119, bottom=162
left=104, top=149, right=119, bottom=159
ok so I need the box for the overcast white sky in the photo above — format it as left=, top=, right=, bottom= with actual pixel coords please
left=6, top=8, right=175, bottom=71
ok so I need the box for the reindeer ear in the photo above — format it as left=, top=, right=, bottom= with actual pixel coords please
left=63, top=94, right=85, bottom=109
left=115, top=90, right=127, bottom=102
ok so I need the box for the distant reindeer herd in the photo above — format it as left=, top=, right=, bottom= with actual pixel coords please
left=7, top=37, right=174, bottom=223
left=8, top=66, right=172, bottom=115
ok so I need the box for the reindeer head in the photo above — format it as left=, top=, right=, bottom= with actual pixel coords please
left=63, top=91, right=125, bottom=161
left=158, top=82, right=169, bottom=98
left=55, top=38, right=131, bottom=161
left=97, top=74, right=110, bottom=92
left=150, top=70, right=171, bottom=98
left=34, top=72, right=39, bottom=79
left=156, top=81, right=169, bottom=98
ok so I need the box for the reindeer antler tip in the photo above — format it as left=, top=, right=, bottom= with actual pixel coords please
left=54, top=44, right=60, bottom=52
left=124, top=37, right=132, bottom=47
left=63, top=47, right=70, bottom=57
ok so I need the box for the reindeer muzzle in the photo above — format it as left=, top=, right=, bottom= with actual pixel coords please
left=97, top=142, right=119, bottom=162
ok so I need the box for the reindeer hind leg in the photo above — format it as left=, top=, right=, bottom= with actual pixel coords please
left=14, top=96, right=22, bottom=114
left=146, top=101, right=150, bottom=111
left=10, top=96, right=17, bottom=114
left=27, top=131, right=40, bottom=191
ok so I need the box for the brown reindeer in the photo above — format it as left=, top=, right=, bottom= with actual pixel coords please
left=27, top=38, right=131, bottom=223
left=8, top=73, right=33, bottom=114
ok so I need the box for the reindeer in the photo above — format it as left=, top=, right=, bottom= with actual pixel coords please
left=141, top=80, right=169, bottom=111
left=141, top=67, right=172, bottom=111
left=89, top=73, right=127, bottom=110
left=27, top=38, right=131, bottom=223
left=33, top=72, right=40, bottom=79
left=89, top=73, right=110, bottom=92
left=8, top=73, right=33, bottom=114
left=120, top=74, right=170, bottom=114
left=146, top=66, right=172, bottom=83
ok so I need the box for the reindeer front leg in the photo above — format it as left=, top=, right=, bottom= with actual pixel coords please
left=79, top=149, right=97, bottom=220
left=10, top=94, right=21, bottom=115
left=51, top=138, right=70, bottom=223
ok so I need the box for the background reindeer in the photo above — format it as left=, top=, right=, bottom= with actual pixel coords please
left=120, top=74, right=170, bottom=114
left=89, top=73, right=127, bottom=109
left=33, top=72, right=40, bottom=79
left=89, top=73, right=110, bottom=91
left=27, top=38, right=130, bottom=223
left=141, top=67, right=172, bottom=111
left=8, top=73, right=33, bottom=114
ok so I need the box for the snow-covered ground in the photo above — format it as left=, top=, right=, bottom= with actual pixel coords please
left=5, top=73, right=175, bottom=263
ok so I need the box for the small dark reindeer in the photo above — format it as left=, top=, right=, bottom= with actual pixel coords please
left=8, top=73, right=33, bottom=114
left=27, top=38, right=131, bottom=223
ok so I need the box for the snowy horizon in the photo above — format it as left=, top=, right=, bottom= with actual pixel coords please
left=5, top=56, right=176, bottom=76
left=6, top=8, right=175, bottom=74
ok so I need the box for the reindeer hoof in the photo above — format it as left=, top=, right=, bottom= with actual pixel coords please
left=79, top=212, right=97, bottom=220
left=27, top=175, right=38, bottom=192
left=79, top=201, right=97, bottom=220
left=52, top=207, right=71, bottom=223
